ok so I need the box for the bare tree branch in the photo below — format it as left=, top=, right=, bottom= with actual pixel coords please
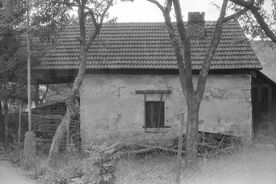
left=249, top=10, right=276, bottom=43
left=164, top=0, right=172, bottom=14
left=85, top=0, right=114, bottom=50
left=77, top=1, right=86, bottom=46
left=196, top=0, right=229, bottom=101
left=99, top=0, right=113, bottom=25
left=85, top=27, right=101, bottom=51
left=146, top=0, right=193, bottom=98
left=223, top=8, right=248, bottom=23
left=84, top=5, right=98, bottom=26
left=230, top=0, right=255, bottom=7
left=173, top=0, right=194, bottom=94
left=230, top=0, right=276, bottom=43
left=146, top=0, right=164, bottom=12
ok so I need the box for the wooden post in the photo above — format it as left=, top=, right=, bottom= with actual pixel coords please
left=0, top=101, right=2, bottom=141
left=3, top=100, right=9, bottom=144
left=17, top=103, right=22, bottom=144
left=23, top=0, right=36, bottom=166
left=157, top=94, right=163, bottom=129
left=66, top=106, right=71, bottom=151
left=176, top=113, right=185, bottom=184
left=144, top=94, right=147, bottom=130
left=27, top=0, right=31, bottom=131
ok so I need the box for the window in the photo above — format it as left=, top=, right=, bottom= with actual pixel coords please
left=145, top=101, right=164, bottom=128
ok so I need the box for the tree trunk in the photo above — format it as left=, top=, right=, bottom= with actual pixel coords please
left=146, top=0, right=229, bottom=169
left=48, top=111, right=70, bottom=166
left=48, top=40, right=88, bottom=166
left=185, top=96, right=200, bottom=168
left=4, top=101, right=9, bottom=144
left=47, top=0, right=110, bottom=166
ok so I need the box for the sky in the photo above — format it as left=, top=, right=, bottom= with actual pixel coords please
left=108, top=0, right=273, bottom=22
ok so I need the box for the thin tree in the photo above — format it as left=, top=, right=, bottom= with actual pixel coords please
left=124, top=0, right=276, bottom=167
left=145, top=0, right=227, bottom=167
left=123, top=0, right=259, bottom=167
left=47, top=0, right=114, bottom=166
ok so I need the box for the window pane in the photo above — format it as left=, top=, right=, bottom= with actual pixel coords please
left=145, top=101, right=164, bottom=128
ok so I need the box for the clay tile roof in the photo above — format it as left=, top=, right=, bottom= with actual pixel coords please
left=35, top=21, right=261, bottom=71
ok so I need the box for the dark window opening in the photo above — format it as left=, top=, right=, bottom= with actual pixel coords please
left=145, top=101, right=164, bottom=128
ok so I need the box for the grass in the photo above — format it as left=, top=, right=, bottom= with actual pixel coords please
left=115, top=146, right=276, bottom=184
left=4, top=137, right=276, bottom=184
left=116, top=152, right=177, bottom=184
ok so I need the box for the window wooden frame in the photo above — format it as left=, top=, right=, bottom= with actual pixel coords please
left=135, top=89, right=171, bottom=130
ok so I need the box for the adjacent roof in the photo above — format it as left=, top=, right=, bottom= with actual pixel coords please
left=35, top=21, right=261, bottom=71
left=251, top=41, right=276, bottom=82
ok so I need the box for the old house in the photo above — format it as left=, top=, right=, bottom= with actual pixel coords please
left=34, top=12, right=269, bottom=145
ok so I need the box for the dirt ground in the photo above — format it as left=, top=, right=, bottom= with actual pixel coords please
left=116, top=146, right=276, bottom=184
left=0, top=161, right=35, bottom=184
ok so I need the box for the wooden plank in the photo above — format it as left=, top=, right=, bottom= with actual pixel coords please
left=135, top=90, right=172, bottom=95
left=144, top=94, right=147, bottom=129
left=157, top=94, right=163, bottom=129
left=17, top=104, right=22, bottom=144
left=123, top=146, right=185, bottom=155
left=176, top=113, right=185, bottom=184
